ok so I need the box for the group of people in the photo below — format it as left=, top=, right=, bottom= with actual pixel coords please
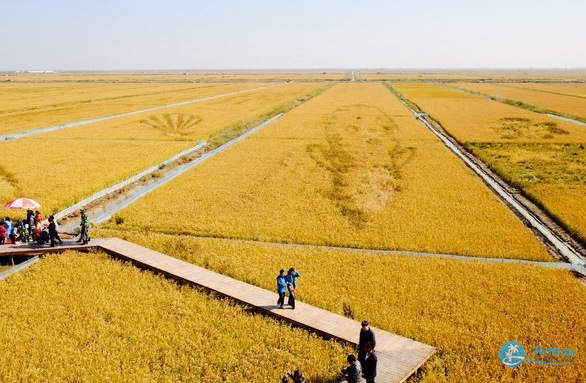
left=282, top=321, right=378, bottom=383
left=276, top=266, right=378, bottom=383
left=338, top=321, right=377, bottom=383
left=0, top=209, right=91, bottom=247
left=276, top=267, right=300, bottom=310
left=0, top=210, right=51, bottom=246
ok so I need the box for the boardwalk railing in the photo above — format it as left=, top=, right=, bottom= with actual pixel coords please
left=0, top=239, right=435, bottom=383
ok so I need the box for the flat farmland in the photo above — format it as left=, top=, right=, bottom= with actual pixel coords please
left=0, top=252, right=348, bottom=383
left=392, top=83, right=586, bottom=143
left=0, top=82, right=264, bottom=135
left=97, top=229, right=586, bottom=383
left=453, top=82, right=586, bottom=122
left=107, top=83, right=550, bottom=260
left=0, top=83, right=322, bottom=214
left=395, top=82, right=586, bottom=244
left=36, top=83, right=322, bottom=141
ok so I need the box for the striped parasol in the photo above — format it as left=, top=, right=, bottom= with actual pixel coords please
left=3, top=198, right=41, bottom=210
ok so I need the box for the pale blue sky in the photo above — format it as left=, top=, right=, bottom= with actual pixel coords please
left=1, top=0, right=585, bottom=70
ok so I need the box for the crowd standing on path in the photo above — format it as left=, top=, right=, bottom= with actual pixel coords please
left=0, top=208, right=91, bottom=247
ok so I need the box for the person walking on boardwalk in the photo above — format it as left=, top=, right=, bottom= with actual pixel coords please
left=358, top=321, right=376, bottom=365
left=48, top=215, right=63, bottom=247
left=276, top=269, right=287, bottom=308
left=362, top=343, right=377, bottom=383
left=78, top=209, right=91, bottom=245
left=337, top=354, right=362, bottom=383
left=285, top=267, right=300, bottom=310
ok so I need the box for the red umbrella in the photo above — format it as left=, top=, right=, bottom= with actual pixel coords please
left=4, top=198, right=41, bottom=210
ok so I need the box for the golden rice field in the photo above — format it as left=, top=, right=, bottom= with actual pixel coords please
left=0, top=83, right=322, bottom=214
left=3, top=71, right=349, bottom=82
left=2, top=75, right=585, bottom=383
left=394, top=82, right=586, bottom=245
left=452, top=82, right=586, bottom=122
left=0, top=139, right=192, bottom=214
left=0, top=81, right=204, bottom=113
left=392, top=82, right=586, bottom=144
left=96, top=229, right=586, bottom=383
left=0, top=82, right=262, bottom=135
left=469, top=142, right=586, bottom=241
left=0, top=252, right=348, bottom=383
left=104, top=82, right=551, bottom=261
left=38, top=82, right=321, bottom=141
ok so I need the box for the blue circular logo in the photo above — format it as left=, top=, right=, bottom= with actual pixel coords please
left=499, top=342, right=525, bottom=368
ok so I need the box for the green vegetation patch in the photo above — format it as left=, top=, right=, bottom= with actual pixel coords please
left=468, top=142, right=586, bottom=186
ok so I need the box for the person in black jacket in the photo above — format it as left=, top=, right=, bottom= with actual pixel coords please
left=358, top=320, right=376, bottom=364
left=362, top=342, right=377, bottom=383
left=48, top=215, right=63, bottom=247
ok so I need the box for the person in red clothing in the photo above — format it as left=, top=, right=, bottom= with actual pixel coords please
left=34, top=210, right=43, bottom=223
left=0, top=223, right=7, bottom=245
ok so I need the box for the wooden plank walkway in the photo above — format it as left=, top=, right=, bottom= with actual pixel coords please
left=0, top=238, right=435, bottom=383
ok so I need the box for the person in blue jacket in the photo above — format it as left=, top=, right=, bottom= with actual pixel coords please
left=285, top=267, right=300, bottom=310
left=276, top=269, right=287, bottom=308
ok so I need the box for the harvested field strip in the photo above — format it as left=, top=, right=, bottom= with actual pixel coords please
left=96, top=230, right=586, bottom=383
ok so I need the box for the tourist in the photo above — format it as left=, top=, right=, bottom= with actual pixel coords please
left=34, top=210, right=43, bottom=223
left=0, top=222, right=6, bottom=245
left=26, top=210, right=35, bottom=242
left=337, top=354, right=362, bottom=383
left=4, top=217, right=12, bottom=243
left=362, top=343, right=377, bottom=383
left=78, top=209, right=91, bottom=245
left=358, top=321, right=376, bottom=365
left=285, top=267, right=300, bottom=310
left=281, top=370, right=307, bottom=383
left=48, top=215, right=63, bottom=247
left=21, top=223, right=30, bottom=243
left=35, top=220, right=44, bottom=246
left=276, top=269, right=287, bottom=308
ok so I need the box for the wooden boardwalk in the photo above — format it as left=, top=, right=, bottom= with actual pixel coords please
left=0, top=238, right=435, bottom=383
